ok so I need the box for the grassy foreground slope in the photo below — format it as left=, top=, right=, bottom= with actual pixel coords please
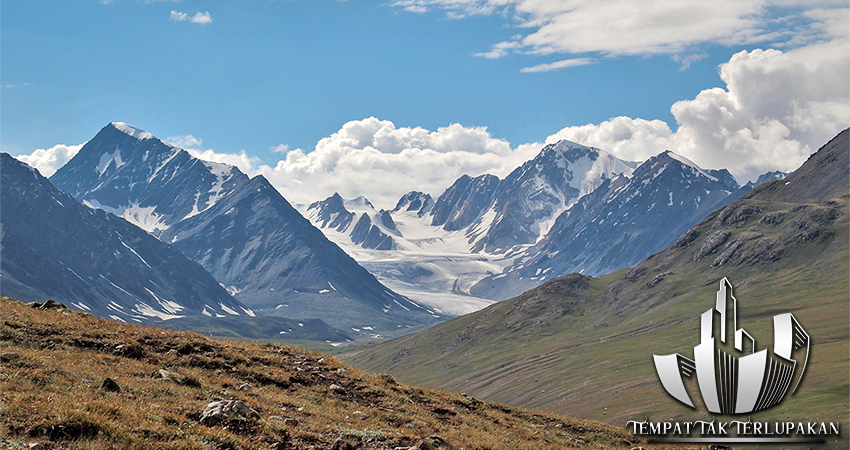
left=0, top=297, right=653, bottom=450
left=342, top=130, right=849, bottom=445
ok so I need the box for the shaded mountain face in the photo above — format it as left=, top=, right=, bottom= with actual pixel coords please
left=0, top=153, right=249, bottom=322
left=302, top=141, right=744, bottom=309
left=429, top=141, right=635, bottom=254
left=49, top=123, right=443, bottom=336
left=472, top=150, right=742, bottom=299
left=472, top=141, right=636, bottom=253
left=752, top=170, right=787, bottom=187
left=343, top=129, right=849, bottom=432
left=306, top=193, right=355, bottom=233
left=430, top=173, right=501, bottom=232
left=393, top=191, right=434, bottom=217
left=305, top=194, right=399, bottom=250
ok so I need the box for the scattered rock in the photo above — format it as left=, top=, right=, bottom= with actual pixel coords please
left=645, top=273, right=666, bottom=288
left=673, top=229, right=700, bottom=248
left=759, top=211, right=786, bottom=226
left=331, top=434, right=362, bottom=450
left=716, top=204, right=763, bottom=228
left=352, top=410, right=369, bottom=420
left=807, top=206, right=841, bottom=224
left=411, top=435, right=450, bottom=450
left=28, top=300, right=67, bottom=310
left=157, top=369, right=179, bottom=381
left=156, top=368, right=200, bottom=387
left=623, top=266, right=647, bottom=282
left=337, top=368, right=348, bottom=375
left=693, top=230, right=731, bottom=262
left=239, top=383, right=252, bottom=390
left=317, top=358, right=325, bottom=364
left=200, top=400, right=260, bottom=427
left=269, top=416, right=298, bottom=427
left=114, top=342, right=146, bottom=359
left=100, top=378, right=120, bottom=392
left=329, top=384, right=345, bottom=394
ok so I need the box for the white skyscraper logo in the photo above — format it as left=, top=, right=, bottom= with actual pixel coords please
left=653, top=278, right=810, bottom=414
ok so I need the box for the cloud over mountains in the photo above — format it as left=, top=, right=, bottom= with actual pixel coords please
left=14, top=4, right=848, bottom=208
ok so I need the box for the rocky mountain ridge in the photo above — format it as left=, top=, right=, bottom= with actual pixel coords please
left=49, top=123, right=443, bottom=338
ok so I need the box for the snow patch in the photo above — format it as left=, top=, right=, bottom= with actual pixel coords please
left=96, top=150, right=124, bottom=175
left=121, top=204, right=170, bottom=234
left=665, top=151, right=717, bottom=181
left=220, top=284, right=241, bottom=296
left=119, top=239, right=152, bottom=268
left=144, top=287, right=184, bottom=314
left=219, top=303, right=241, bottom=316
left=111, top=122, right=154, bottom=140
left=67, top=267, right=89, bottom=284
left=134, top=301, right=184, bottom=320
left=72, top=302, right=91, bottom=311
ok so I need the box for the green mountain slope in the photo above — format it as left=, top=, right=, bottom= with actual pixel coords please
left=342, top=129, right=849, bottom=445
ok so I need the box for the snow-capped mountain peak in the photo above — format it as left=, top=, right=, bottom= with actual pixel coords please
left=110, top=122, right=155, bottom=141
left=392, top=191, right=434, bottom=217
left=462, top=139, right=635, bottom=253
left=302, top=193, right=402, bottom=250
left=344, top=195, right=376, bottom=213
left=661, top=150, right=718, bottom=181
left=51, top=123, right=442, bottom=338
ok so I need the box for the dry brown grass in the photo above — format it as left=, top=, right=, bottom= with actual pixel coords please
left=0, top=297, right=649, bottom=449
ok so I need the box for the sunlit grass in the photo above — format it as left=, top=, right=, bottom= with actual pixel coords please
left=0, top=297, right=645, bottom=449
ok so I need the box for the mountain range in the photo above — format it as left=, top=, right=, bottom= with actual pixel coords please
left=0, top=153, right=247, bottom=322
left=4, top=120, right=802, bottom=341
left=47, top=123, right=443, bottom=337
left=340, top=129, right=849, bottom=444
left=301, top=140, right=771, bottom=305
left=0, top=152, right=359, bottom=342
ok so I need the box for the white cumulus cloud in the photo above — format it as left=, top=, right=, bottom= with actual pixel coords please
left=545, top=33, right=849, bottom=182
left=395, top=0, right=846, bottom=71
left=170, top=11, right=212, bottom=25
left=185, top=149, right=262, bottom=177
left=172, top=119, right=540, bottom=208
left=250, top=118, right=540, bottom=208
left=520, top=58, right=596, bottom=73
left=166, top=134, right=203, bottom=148
left=169, top=10, right=188, bottom=21
left=14, top=143, right=86, bottom=177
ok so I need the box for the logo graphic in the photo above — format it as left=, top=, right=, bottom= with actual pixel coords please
left=653, top=278, right=810, bottom=414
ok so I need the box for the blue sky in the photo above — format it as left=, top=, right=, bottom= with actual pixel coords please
left=4, top=1, right=848, bottom=207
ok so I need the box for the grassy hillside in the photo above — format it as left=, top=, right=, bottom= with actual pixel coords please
left=0, top=297, right=656, bottom=450
left=341, top=131, right=849, bottom=448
